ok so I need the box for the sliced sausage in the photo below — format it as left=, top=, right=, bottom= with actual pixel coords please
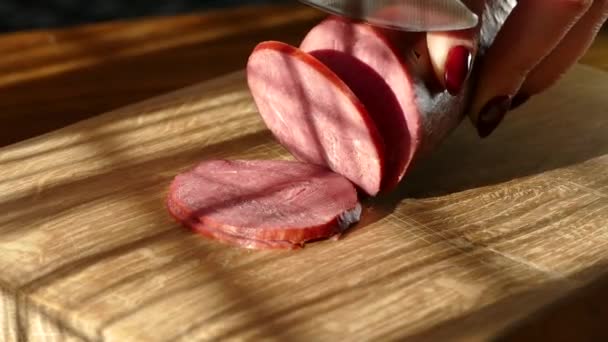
left=300, top=0, right=517, bottom=178
left=301, top=16, right=466, bottom=177
left=246, top=41, right=385, bottom=196
left=166, top=1, right=517, bottom=251
left=308, top=49, right=410, bottom=192
left=166, top=159, right=362, bottom=250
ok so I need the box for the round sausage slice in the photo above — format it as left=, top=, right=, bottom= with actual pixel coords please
left=246, top=41, right=385, bottom=196
left=301, top=16, right=466, bottom=178
left=166, top=160, right=362, bottom=250
left=301, top=5, right=517, bottom=178
left=308, top=49, right=410, bottom=192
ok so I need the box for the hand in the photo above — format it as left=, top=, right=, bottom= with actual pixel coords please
left=426, top=0, right=608, bottom=137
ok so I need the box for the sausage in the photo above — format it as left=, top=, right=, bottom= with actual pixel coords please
left=249, top=2, right=515, bottom=192
left=166, top=1, right=516, bottom=250
left=247, top=41, right=386, bottom=196
left=308, top=48, right=410, bottom=192
left=300, top=16, right=467, bottom=179
left=166, top=160, right=362, bottom=250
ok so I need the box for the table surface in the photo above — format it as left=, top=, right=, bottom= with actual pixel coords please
left=1, top=4, right=608, bottom=341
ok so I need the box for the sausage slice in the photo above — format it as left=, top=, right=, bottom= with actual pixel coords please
left=167, top=160, right=362, bottom=250
left=247, top=41, right=385, bottom=196
left=301, top=16, right=468, bottom=178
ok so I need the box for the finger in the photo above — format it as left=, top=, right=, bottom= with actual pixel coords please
left=427, top=29, right=477, bottom=95
left=470, top=0, right=593, bottom=138
left=426, top=0, right=485, bottom=95
left=513, top=0, right=608, bottom=109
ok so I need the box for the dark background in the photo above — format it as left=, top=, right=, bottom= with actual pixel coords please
left=4, top=2, right=606, bottom=34
left=0, top=0, right=285, bottom=32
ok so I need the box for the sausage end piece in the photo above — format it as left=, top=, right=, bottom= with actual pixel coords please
left=247, top=41, right=385, bottom=196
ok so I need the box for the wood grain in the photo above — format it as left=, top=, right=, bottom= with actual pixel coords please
left=1, top=291, right=18, bottom=341
left=0, top=4, right=605, bottom=148
left=1, top=290, right=85, bottom=341
left=0, top=4, right=324, bottom=147
left=0, top=63, right=607, bottom=341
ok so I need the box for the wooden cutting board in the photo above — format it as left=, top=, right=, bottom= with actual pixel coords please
left=1, top=64, right=607, bottom=341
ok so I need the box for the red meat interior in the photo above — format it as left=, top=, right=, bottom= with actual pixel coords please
left=309, top=49, right=410, bottom=192
left=168, top=160, right=361, bottom=248
left=247, top=41, right=385, bottom=195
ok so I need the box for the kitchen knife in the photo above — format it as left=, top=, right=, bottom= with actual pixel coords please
left=298, top=0, right=479, bottom=32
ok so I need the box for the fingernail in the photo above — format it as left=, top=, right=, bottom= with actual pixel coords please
left=510, top=93, right=530, bottom=110
left=477, top=95, right=512, bottom=138
left=445, top=45, right=473, bottom=95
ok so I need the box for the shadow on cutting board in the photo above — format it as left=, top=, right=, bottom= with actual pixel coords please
left=401, top=260, right=608, bottom=342
left=396, top=66, right=608, bottom=199
left=346, top=65, right=608, bottom=239
left=492, top=266, right=608, bottom=342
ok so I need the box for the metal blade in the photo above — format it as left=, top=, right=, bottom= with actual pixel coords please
left=299, top=0, right=478, bottom=32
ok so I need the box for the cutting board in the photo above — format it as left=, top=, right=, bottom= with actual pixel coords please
left=1, top=64, right=607, bottom=341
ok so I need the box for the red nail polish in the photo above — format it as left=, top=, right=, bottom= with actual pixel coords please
left=477, top=95, right=512, bottom=138
left=510, top=93, right=530, bottom=110
left=445, top=45, right=473, bottom=95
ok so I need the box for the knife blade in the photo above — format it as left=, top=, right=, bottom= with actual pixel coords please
left=298, top=0, right=479, bottom=32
